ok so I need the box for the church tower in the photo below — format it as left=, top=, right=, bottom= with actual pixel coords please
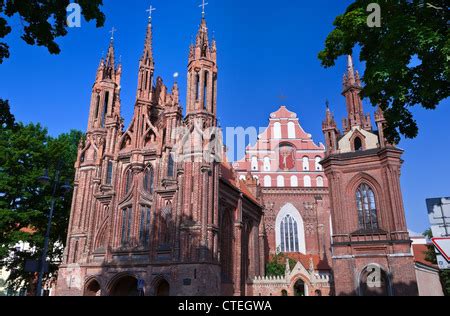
left=63, top=33, right=122, bottom=270
left=321, top=56, right=418, bottom=296
left=185, top=15, right=218, bottom=128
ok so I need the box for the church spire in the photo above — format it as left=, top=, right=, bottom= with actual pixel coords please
left=136, top=6, right=156, bottom=102
left=97, top=28, right=117, bottom=82
left=342, top=54, right=371, bottom=132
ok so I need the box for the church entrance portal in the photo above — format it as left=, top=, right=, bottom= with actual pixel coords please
left=110, top=275, right=139, bottom=296
left=294, top=279, right=306, bottom=296
left=155, top=279, right=170, bottom=296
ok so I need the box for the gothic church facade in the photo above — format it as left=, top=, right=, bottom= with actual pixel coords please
left=56, top=14, right=418, bottom=296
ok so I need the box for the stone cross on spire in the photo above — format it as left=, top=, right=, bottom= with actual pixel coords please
left=109, top=27, right=117, bottom=40
left=199, top=0, right=209, bottom=18
left=146, top=4, right=156, bottom=22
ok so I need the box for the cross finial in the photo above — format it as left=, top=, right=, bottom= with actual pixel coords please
left=146, top=4, right=156, bottom=21
left=199, top=0, right=209, bottom=18
left=109, top=27, right=117, bottom=40
left=326, top=99, right=330, bottom=108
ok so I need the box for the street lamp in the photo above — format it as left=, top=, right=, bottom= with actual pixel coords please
left=35, top=164, right=72, bottom=296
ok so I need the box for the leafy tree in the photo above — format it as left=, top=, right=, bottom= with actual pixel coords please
left=265, top=251, right=296, bottom=277
left=423, top=229, right=450, bottom=296
left=319, top=0, right=449, bottom=144
left=0, top=99, right=16, bottom=130
left=0, top=104, right=82, bottom=293
left=0, top=0, right=106, bottom=64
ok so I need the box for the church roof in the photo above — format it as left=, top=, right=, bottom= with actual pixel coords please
left=412, top=244, right=438, bottom=270
left=220, top=163, right=260, bottom=205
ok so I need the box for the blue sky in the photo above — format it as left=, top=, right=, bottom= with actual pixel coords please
left=0, top=0, right=449, bottom=234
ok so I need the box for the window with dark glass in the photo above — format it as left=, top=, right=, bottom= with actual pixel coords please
left=167, top=153, right=175, bottom=177
left=203, top=71, right=208, bottom=109
left=143, top=166, right=154, bottom=194
left=356, top=184, right=379, bottom=230
left=139, top=206, right=151, bottom=246
left=354, top=137, right=363, bottom=151
left=101, top=91, right=109, bottom=127
left=106, top=161, right=113, bottom=185
left=125, top=170, right=133, bottom=194
left=121, top=207, right=132, bottom=246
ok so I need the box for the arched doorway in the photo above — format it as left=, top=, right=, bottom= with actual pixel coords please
left=84, top=279, right=101, bottom=296
left=155, top=279, right=170, bottom=296
left=293, top=279, right=306, bottom=296
left=359, top=265, right=390, bottom=296
left=109, top=275, right=139, bottom=296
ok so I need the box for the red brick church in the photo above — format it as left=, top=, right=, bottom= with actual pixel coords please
left=55, top=13, right=418, bottom=296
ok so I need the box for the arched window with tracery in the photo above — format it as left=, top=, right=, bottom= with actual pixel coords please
left=356, top=184, right=379, bottom=231
left=280, top=214, right=299, bottom=252
left=276, top=204, right=306, bottom=254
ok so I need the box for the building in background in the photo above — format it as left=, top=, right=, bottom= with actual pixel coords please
left=410, top=233, right=444, bottom=296
left=233, top=106, right=333, bottom=296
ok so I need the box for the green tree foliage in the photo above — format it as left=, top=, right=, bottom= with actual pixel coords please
left=0, top=0, right=105, bottom=64
left=0, top=103, right=83, bottom=292
left=423, top=229, right=450, bottom=296
left=265, top=252, right=296, bottom=277
left=319, top=0, right=449, bottom=144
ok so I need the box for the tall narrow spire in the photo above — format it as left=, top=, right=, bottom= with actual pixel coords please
left=346, top=55, right=356, bottom=86
left=99, top=30, right=116, bottom=81
left=342, top=54, right=371, bottom=132
left=136, top=8, right=156, bottom=102
left=141, top=19, right=154, bottom=66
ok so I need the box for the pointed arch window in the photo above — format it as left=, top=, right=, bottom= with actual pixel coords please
left=125, top=169, right=133, bottom=194
left=280, top=214, right=299, bottom=252
left=143, top=165, right=154, bottom=194
left=101, top=91, right=109, bottom=127
left=356, top=184, right=379, bottom=231
left=354, top=137, right=363, bottom=151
